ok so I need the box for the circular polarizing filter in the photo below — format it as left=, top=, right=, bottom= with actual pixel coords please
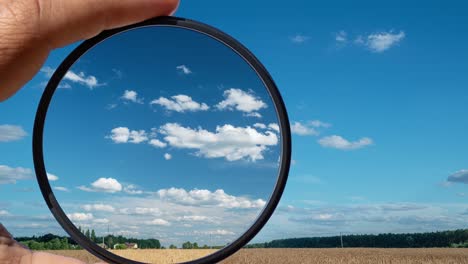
left=33, top=16, right=291, bottom=264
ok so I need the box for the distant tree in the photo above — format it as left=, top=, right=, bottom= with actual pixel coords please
left=107, top=236, right=114, bottom=249
left=182, top=241, right=193, bottom=249
left=85, top=229, right=91, bottom=239
left=202, top=245, right=209, bottom=249
left=169, top=244, right=177, bottom=249
left=91, top=230, right=96, bottom=243
left=161, top=246, right=166, bottom=249
left=193, top=242, right=199, bottom=249
left=114, top=244, right=127, bottom=250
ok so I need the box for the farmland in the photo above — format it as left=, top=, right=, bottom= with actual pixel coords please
left=45, top=248, right=468, bottom=264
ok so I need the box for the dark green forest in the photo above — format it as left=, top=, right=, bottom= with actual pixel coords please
left=15, top=228, right=161, bottom=250
left=246, top=229, right=468, bottom=248
left=15, top=229, right=468, bottom=250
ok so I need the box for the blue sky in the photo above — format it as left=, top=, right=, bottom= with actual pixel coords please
left=1, top=0, right=468, bottom=251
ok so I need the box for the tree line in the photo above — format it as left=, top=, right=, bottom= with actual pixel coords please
left=16, top=228, right=161, bottom=250
left=246, top=229, right=468, bottom=248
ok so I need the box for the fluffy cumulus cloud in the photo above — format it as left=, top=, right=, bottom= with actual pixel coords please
left=0, top=125, right=27, bottom=142
left=41, top=67, right=104, bottom=89
left=164, top=153, right=172, bottom=160
left=290, top=34, right=310, bottom=44
left=67, top=213, right=94, bottom=221
left=447, top=170, right=468, bottom=184
left=176, top=65, right=192, bottom=75
left=149, top=139, right=167, bottom=148
left=124, top=184, right=144, bottom=195
left=318, top=135, right=373, bottom=150
left=107, top=127, right=148, bottom=144
left=82, top=204, right=115, bottom=212
left=357, top=31, right=405, bottom=53
left=159, top=123, right=278, bottom=161
left=0, top=165, right=32, bottom=184
left=151, top=95, right=209, bottom=112
left=291, top=122, right=319, bottom=136
left=47, top=173, right=59, bottom=181
left=216, top=89, right=267, bottom=117
left=157, top=187, right=266, bottom=209
left=121, top=90, right=143, bottom=104
left=78, top=178, right=122, bottom=193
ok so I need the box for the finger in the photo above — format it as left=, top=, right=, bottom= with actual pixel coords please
left=35, top=0, right=180, bottom=49
left=0, top=223, right=13, bottom=240
left=0, top=0, right=179, bottom=101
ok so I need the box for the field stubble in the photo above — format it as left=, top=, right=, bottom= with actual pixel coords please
left=44, top=248, right=468, bottom=264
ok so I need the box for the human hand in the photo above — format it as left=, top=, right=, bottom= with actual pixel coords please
left=0, top=0, right=179, bottom=101
left=1, top=223, right=107, bottom=264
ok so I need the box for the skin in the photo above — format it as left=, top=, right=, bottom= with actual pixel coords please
left=0, top=0, right=179, bottom=263
left=0, top=0, right=179, bottom=102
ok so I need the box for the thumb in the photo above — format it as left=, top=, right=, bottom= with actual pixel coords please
left=0, top=0, right=179, bottom=101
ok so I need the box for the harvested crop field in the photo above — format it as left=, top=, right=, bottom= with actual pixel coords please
left=44, top=248, right=468, bottom=264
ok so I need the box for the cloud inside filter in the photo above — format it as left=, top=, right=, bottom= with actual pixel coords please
left=159, top=123, right=278, bottom=162
left=150, top=95, right=209, bottom=112
left=176, top=65, right=192, bottom=75
left=216, top=89, right=267, bottom=117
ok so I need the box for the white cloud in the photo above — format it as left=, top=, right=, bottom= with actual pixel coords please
left=318, top=135, right=373, bottom=150
left=164, top=153, right=172, bottom=160
left=268, top=123, right=280, bottom=133
left=134, top=208, right=160, bottom=215
left=195, top=229, right=235, bottom=236
left=0, top=210, right=10, bottom=216
left=78, top=178, right=122, bottom=193
left=177, top=215, right=215, bottom=222
left=291, top=122, right=319, bottom=136
left=82, top=204, right=115, bottom=212
left=47, top=173, right=59, bottom=181
left=58, top=83, right=72, bottom=89
left=157, top=187, right=267, bottom=209
left=41, top=67, right=104, bottom=89
left=124, top=184, right=144, bottom=195
left=150, top=95, right=209, bottom=113
left=447, top=170, right=468, bottom=184
left=176, top=65, right=192, bottom=75
left=121, top=90, right=143, bottom=104
left=216, top=89, right=267, bottom=117
left=335, top=30, right=347, bottom=43
left=253, top=123, right=267, bottom=129
left=119, top=207, right=160, bottom=216
left=309, top=120, right=331, bottom=128
left=93, top=218, right=110, bottom=224
left=159, top=123, right=278, bottom=162
left=0, top=125, right=27, bottom=142
left=359, top=31, right=405, bottom=53
left=149, top=139, right=167, bottom=148
left=107, top=127, right=148, bottom=144
left=146, top=218, right=171, bottom=226
left=290, top=34, right=310, bottom=44
left=0, top=165, right=32, bottom=184
left=53, top=186, right=69, bottom=192
left=67, top=213, right=94, bottom=222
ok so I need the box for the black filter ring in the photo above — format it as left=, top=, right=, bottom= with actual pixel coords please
left=33, top=16, right=291, bottom=264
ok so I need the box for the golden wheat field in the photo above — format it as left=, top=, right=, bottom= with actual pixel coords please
left=43, top=248, right=468, bottom=264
